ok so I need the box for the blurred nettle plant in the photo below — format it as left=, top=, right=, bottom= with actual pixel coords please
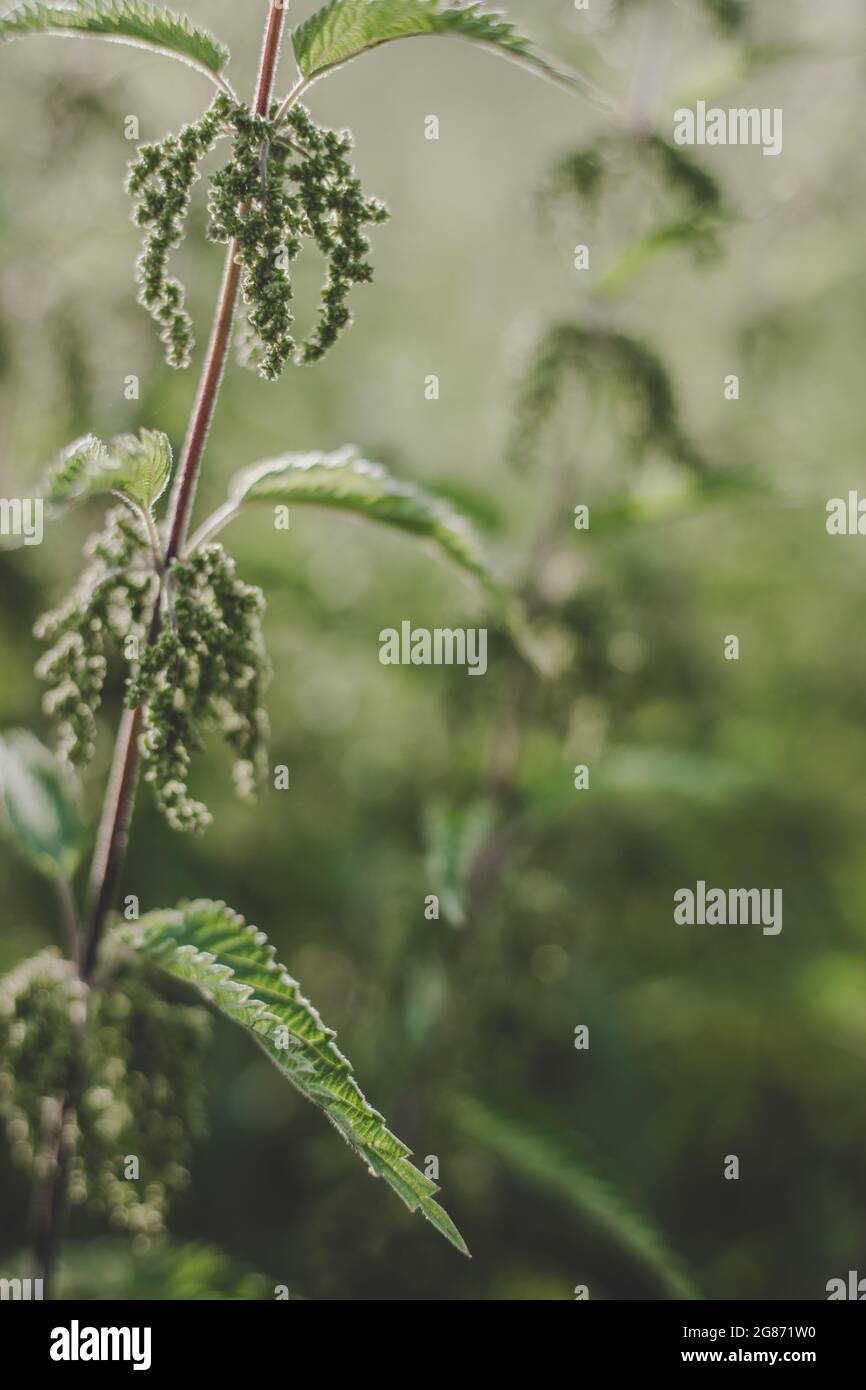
left=425, top=0, right=769, bottom=929
left=0, top=0, right=605, bottom=1291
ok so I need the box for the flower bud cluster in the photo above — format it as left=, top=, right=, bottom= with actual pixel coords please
left=128, top=96, right=388, bottom=377
left=35, top=506, right=153, bottom=765
left=126, top=544, right=270, bottom=833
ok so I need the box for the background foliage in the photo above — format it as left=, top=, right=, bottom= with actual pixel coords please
left=1, top=0, right=865, bottom=1299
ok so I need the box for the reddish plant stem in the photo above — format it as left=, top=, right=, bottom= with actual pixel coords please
left=162, top=253, right=243, bottom=566
left=35, top=2, right=289, bottom=1294
left=163, top=0, right=287, bottom=560
left=83, top=0, right=288, bottom=981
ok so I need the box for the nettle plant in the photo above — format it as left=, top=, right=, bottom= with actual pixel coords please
left=0, top=1, right=600, bottom=1293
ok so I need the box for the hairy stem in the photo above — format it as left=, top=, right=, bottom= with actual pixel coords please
left=84, top=0, right=288, bottom=977
left=274, top=76, right=310, bottom=126
left=161, top=253, right=244, bottom=565
left=35, top=0, right=290, bottom=1295
left=183, top=498, right=242, bottom=557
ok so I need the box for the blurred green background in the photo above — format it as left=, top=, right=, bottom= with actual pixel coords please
left=1, top=0, right=866, bottom=1299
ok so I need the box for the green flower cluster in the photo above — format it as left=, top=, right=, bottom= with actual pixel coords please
left=0, top=952, right=210, bottom=1235
left=208, top=102, right=388, bottom=376
left=127, top=94, right=234, bottom=369
left=204, top=102, right=297, bottom=381
left=37, top=512, right=270, bottom=835
left=35, top=507, right=154, bottom=766
left=80, top=971, right=211, bottom=1233
left=126, top=545, right=270, bottom=834
left=0, top=952, right=81, bottom=1176
left=287, top=102, right=391, bottom=364
left=127, top=97, right=388, bottom=378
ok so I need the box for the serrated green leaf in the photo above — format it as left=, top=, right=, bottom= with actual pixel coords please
left=0, top=1, right=229, bottom=80
left=116, top=900, right=469, bottom=1255
left=229, top=445, right=494, bottom=592
left=0, top=729, right=85, bottom=878
left=453, top=1094, right=695, bottom=1298
left=108, top=430, right=173, bottom=511
left=291, top=0, right=610, bottom=105
left=44, top=428, right=172, bottom=513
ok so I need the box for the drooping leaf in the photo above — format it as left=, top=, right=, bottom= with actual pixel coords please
left=116, top=900, right=469, bottom=1255
left=291, top=0, right=612, bottom=107
left=227, top=445, right=494, bottom=592
left=0, top=730, right=85, bottom=878
left=0, top=1, right=230, bottom=81
left=423, top=479, right=505, bottom=535
left=44, top=428, right=172, bottom=513
left=453, top=1094, right=695, bottom=1298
